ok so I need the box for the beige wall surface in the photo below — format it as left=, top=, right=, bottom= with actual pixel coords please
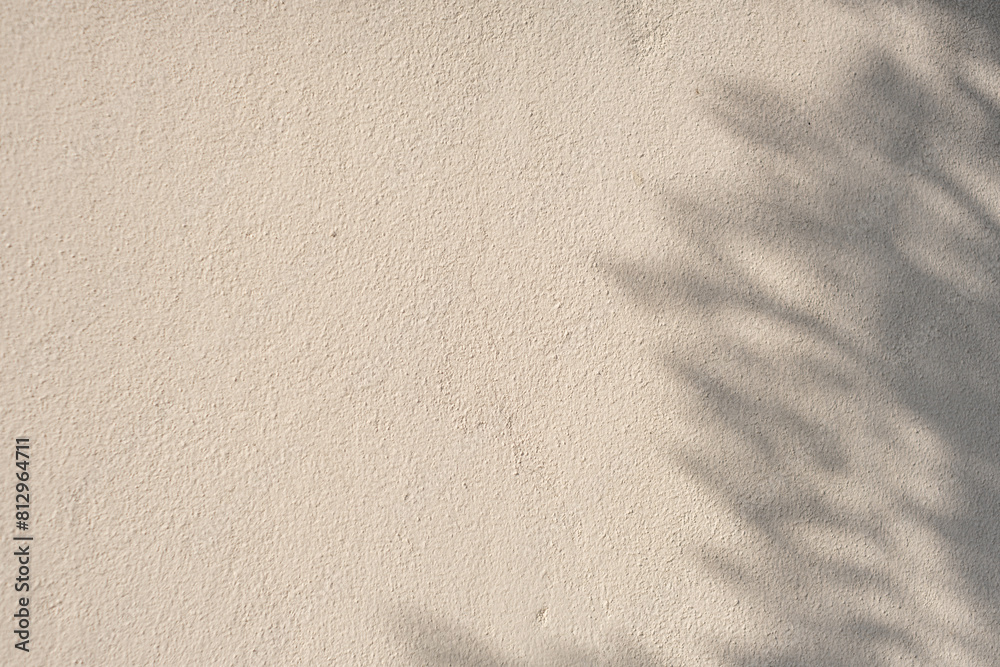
left=3, top=1, right=999, bottom=665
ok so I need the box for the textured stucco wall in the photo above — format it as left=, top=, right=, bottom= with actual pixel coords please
left=3, top=1, right=999, bottom=665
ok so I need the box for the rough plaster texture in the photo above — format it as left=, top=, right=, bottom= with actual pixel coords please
left=2, top=1, right=999, bottom=665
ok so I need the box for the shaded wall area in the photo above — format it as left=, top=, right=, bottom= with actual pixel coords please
left=607, top=2, right=1000, bottom=664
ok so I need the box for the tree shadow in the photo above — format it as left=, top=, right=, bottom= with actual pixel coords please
left=603, top=9, right=1000, bottom=665
left=393, top=610, right=667, bottom=666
